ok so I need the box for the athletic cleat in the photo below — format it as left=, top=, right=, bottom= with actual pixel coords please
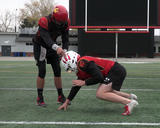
left=130, top=93, right=138, bottom=100
left=57, top=95, right=66, bottom=104
left=57, top=95, right=71, bottom=105
left=37, top=97, right=47, bottom=107
left=122, top=100, right=138, bottom=116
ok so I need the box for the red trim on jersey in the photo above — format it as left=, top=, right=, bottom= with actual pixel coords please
left=77, top=56, right=115, bottom=80
left=79, top=60, right=85, bottom=68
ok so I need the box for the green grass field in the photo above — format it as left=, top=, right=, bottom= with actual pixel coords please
left=0, top=60, right=160, bottom=128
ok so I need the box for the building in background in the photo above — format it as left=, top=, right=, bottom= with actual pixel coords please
left=0, top=28, right=160, bottom=57
left=154, top=29, right=160, bottom=56
left=0, top=28, right=78, bottom=57
left=0, top=32, right=18, bottom=56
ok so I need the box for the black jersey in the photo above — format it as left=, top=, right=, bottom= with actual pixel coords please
left=33, top=14, right=69, bottom=50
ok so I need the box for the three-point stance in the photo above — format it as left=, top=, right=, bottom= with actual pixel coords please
left=58, top=51, right=138, bottom=115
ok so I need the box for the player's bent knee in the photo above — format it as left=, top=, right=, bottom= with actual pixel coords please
left=38, top=70, right=46, bottom=78
left=38, top=69, right=46, bottom=78
left=96, top=90, right=104, bottom=99
left=96, top=93, right=101, bottom=99
left=38, top=74, right=45, bottom=79
left=37, top=61, right=46, bottom=78
left=54, top=73, right=61, bottom=77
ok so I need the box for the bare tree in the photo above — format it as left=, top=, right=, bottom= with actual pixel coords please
left=19, top=0, right=55, bottom=27
left=0, top=10, right=14, bottom=32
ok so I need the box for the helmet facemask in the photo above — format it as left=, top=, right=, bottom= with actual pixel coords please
left=53, top=17, right=67, bottom=29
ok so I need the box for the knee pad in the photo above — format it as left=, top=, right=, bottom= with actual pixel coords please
left=51, top=62, right=61, bottom=77
left=38, top=71, right=46, bottom=78
left=53, top=66, right=61, bottom=77
left=37, top=61, right=46, bottom=78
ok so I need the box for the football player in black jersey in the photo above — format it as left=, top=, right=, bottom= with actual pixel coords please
left=33, top=5, right=69, bottom=107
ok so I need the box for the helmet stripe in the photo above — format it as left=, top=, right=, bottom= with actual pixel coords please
left=62, top=60, right=66, bottom=64
left=68, top=55, right=71, bottom=60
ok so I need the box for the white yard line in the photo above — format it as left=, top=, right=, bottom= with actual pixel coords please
left=0, top=57, right=160, bottom=63
left=0, top=88, right=160, bottom=92
left=0, top=76, right=159, bottom=80
left=0, top=121, right=160, bottom=126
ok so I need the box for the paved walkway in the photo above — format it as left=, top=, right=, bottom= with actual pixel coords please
left=0, top=57, right=34, bottom=61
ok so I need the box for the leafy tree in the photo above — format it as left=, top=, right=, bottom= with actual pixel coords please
left=20, top=18, right=37, bottom=28
left=19, top=0, right=55, bottom=28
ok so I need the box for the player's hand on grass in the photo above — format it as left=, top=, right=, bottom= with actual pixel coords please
left=58, top=99, right=70, bottom=111
left=72, top=80, right=85, bottom=86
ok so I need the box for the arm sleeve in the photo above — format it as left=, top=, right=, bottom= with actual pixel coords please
left=39, top=27, right=58, bottom=50
left=67, top=86, right=81, bottom=101
left=61, top=29, right=69, bottom=50
left=84, top=61, right=104, bottom=85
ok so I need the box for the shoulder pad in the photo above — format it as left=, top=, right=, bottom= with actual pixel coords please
left=38, top=17, right=48, bottom=30
left=78, top=59, right=88, bottom=71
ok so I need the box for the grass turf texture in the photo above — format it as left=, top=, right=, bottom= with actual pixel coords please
left=0, top=60, right=160, bottom=128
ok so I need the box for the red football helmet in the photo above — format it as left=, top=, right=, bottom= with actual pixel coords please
left=52, top=5, right=68, bottom=25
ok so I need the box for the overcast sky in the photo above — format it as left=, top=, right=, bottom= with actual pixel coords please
left=0, top=0, right=69, bottom=13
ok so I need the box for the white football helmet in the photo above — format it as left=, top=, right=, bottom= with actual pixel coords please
left=61, top=51, right=80, bottom=72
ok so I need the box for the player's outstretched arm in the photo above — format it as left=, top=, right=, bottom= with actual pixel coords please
left=72, top=80, right=85, bottom=86
left=58, top=86, right=81, bottom=111
left=58, top=99, right=70, bottom=111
